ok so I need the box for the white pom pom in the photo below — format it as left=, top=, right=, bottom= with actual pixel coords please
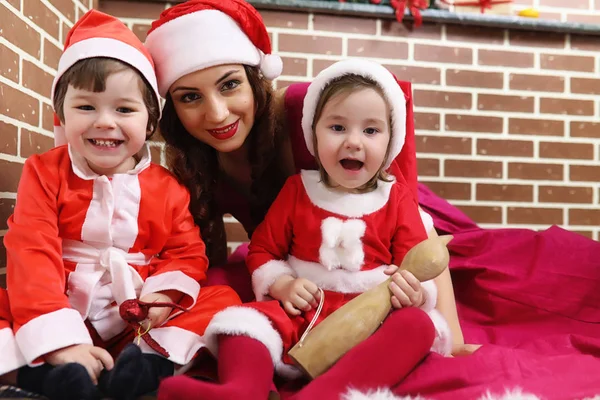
left=260, top=53, right=283, bottom=80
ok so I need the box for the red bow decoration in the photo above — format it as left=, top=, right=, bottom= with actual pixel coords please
left=119, top=299, right=187, bottom=358
left=390, top=0, right=429, bottom=27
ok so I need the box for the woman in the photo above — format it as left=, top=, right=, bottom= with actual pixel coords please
left=145, top=0, right=468, bottom=354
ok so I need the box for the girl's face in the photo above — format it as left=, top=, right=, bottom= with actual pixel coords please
left=62, top=68, right=149, bottom=176
left=314, top=87, right=391, bottom=192
left=169, top=64, right=256, bottom=153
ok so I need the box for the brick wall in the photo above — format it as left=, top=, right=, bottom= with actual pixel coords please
left=0, top=0, right=95, bottom=284
left=1, top=1, right=600, bottom=282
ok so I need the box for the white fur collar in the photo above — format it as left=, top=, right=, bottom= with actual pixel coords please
left=69, top=143, right=152, bottom=180
left=300, top=170, right=394, bottom=217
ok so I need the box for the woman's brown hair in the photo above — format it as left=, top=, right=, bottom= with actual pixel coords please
left=160, top=65, right=287, bottom=265
left=53, top=57, right=160, bottom=136
left=311, top=74, right=394, bottom=193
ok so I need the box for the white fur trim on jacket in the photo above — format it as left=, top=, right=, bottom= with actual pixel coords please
left=203, top=306, right=301, bottom=379
left=289, top=256, right=388, bottom=293
left=302, top=59, right=406, bottom=170
left=140, top=271, right=201, bottom=311
left=301, top=170, right=394, bottom=218
left=320, top=217, right=366, bottom=272
left=342, top=387, right=543, bottom=400
left=252, top=260, right=297, bottom=301
left=0, top=327, right=27, bottom=375
left=419, top=209, right=434, bottom=235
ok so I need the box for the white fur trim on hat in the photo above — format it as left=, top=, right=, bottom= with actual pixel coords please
left=146, top=10, right=282, bottom=97
left=302, top=59, right=406, bottom=170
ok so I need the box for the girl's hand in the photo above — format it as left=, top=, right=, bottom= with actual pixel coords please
left=139, top=290, right=182, bottom=330
left=46, top=344, right=114, bottom=384
left=385, top=266, right=426, bottom=309
left=269, top=275, right=320, bottom=316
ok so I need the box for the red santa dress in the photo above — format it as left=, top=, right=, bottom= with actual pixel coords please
left=204, top=170, right=451, bottom=378
left=0, top=144, right=241, bottom=375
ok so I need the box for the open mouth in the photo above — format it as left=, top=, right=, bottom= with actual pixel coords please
left=340, top=159, right=364, bottom=171
left=207, top=120, right=239, bottom=140
left=88, top=139, right=124, bottom=148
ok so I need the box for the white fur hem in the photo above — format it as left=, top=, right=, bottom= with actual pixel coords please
left=0, top=327, right=27, bottom=375
left=428, top=309, right=452, bottom=356
left=342, top=387, right=543, bottom=400
left=289, top=256, right=388, bottom=293
left=419, top=280, right=437, bottom=313
left=203, top=306, right=301, bottom=379
left=251, top=260, right=297, bottom=301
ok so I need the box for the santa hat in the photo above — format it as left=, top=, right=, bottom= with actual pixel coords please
left=51, top=10, right=160, bottom=147
left=145, top=0, right=283, bottom=97
left=302, top=59, right=407, bottom=171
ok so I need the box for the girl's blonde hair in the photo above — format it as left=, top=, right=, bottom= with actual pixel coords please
left=311, top=73, right=394, bottom=193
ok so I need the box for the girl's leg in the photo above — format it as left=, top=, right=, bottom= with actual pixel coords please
left=158, top=335, right=274, bottom=400
left=290, top=307, right=435, bottom=400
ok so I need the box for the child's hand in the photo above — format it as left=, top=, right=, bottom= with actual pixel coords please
left=269, top=275, right=320, bottom=316
left=45, top=344, right=114, bottom=384
left=139, top=290, right=181, bottom=330
left=384, top=265, right=426, bottom=309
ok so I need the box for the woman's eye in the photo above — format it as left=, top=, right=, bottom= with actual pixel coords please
left=180, top=93, right=201, bottom=103
left=221, top=80, right=241, bottom=91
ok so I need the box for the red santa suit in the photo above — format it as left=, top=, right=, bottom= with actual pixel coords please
left=0, top=144, right=240, bottom=374
left=204, top=170, right=452, bottom=378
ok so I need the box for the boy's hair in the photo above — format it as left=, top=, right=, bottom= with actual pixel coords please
left=53, top=57, right=160, bottom=136
left=311, top=74, right=394, bottom=193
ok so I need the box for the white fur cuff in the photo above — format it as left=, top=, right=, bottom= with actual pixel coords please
left=251, top=260, right=296, bottom=301
left=419, top=280, right=437, bottom=312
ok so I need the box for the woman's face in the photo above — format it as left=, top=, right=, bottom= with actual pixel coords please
left=169, top=64, right=255, bottom=153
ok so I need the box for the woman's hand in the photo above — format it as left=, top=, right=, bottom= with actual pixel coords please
left=269, top=275, right=320, bottom=316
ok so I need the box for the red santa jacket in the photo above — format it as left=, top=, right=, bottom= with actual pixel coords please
left=4, top=144, right=208, bottom=364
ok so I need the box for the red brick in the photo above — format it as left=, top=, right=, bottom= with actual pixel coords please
left=478, top=49, right=534, bottom=68
left=507, top=207, right=563, bottom=225
left=539, top=186, right=593, bottom=204
left=570, top=165, right=600, bottom=182
left=43, top=39, right=62, bottom=70
left=23, top=60, right=53, bottom=98
left=5, top=0, right=19, bottom=9
left=457, top=205, right=502, bottom=224
left=279, top=34, right=342, bottom=55
left=565, top=14, right=600, bottom=24
left=98, top=0, right=163, bottom=19
left=477, top=139, right=533, bottom=157
left=571, top=35, right=600, bottom=52
left=21, top=129, right=53, bottom=158
left=570, top=121, right=600, bottom=138
left=0, top=199, right=15, bottom=230
left=49, top=0, right=75, bottom=21
left=132, top=24, right=151, bottom=42
left=0, top=160, right=24, bottom=192
left=539, top=142, right=593, bottom=160
left=273, top=80, right=297, bottom=90
left=539, top=98, right=594, bottom=116
left=416, top=135, right=471, bottom=155
left=421, top=181, right=471, bottom=200
left=540, top=54, right=595, bottom=73
left=348, top=39, right=408, bottom=60
left=384, top=65, right=441, bottom=85
left=569, top=209, right=600, bottom=226
left=225, top=222, right=249, bottom=242
left=445, top=160, right=502, bottom=178
left=312, top=59, right=336, bottom=76
left=417, top=158, right=440, bottom=176
left=446, top=25, right=504, bottom=45
left=282, top=57, right=307, bottom=77
left=445, top=114, right=503, bottom=134
left=478, top=94, right=534, bottom=113
left=0, top=121, right=18, bottom=156
left=573, top=230, right=594, bottom=239
left=0, top=3, right=41, bottom=58
left=42, top=103, right=54, bottom=132
left=509, top=118, right=564, bottom=136
left=571, top=78, right=600, bottom=95
left=381, top=21, right=442, bottom=40
left=0, top=43, right=19, bottom=83
left=509, top=31, right=566, bottom=48
left=476, top=184, right=533, bottom=202
left=313, top=15, right=376, bottom=35
left=0, top=82, right=40, bottom=126
left=446, top=70, right=503, bottom=89
left=509, top=73, right=564, bottom=92
left=414, top=113, right=440, bottom=131
left=24, top=0, right=60, bottom=40
left=541, top=0, right=588, bottom=7
left=508, top=162, right=563, bottom=180
left=536, top=12, right=562, bottom=20
left=260, top=10, right=309, bottom=29
left=414, top=44, right=472, bottom=64
left=414, top=90, right=471, bottom=109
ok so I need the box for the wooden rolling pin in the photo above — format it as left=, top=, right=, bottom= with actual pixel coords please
left=288, top=235, right=453, bottom=379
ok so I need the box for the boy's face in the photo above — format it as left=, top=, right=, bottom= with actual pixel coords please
left=61, top=68, right=149, bottom=175
left=314, top=87, right=391, bottom=192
